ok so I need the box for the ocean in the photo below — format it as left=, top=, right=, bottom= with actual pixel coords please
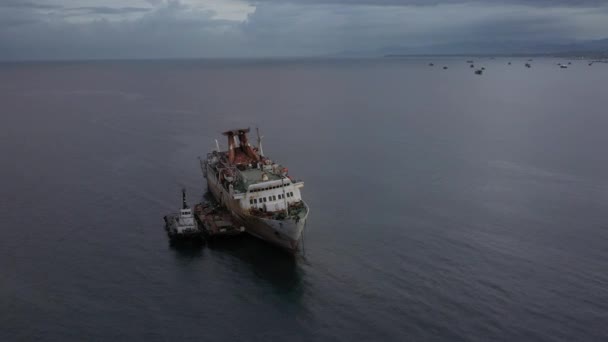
left=1, top=58, right=607, bottom=341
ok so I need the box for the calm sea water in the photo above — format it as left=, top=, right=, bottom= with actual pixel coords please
left=1, top=58, right=607, bottom=341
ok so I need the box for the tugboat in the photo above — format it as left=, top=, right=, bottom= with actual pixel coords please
left=202, top=128, right=309, bottom=252
left=164, top=189, right=202, bottom=242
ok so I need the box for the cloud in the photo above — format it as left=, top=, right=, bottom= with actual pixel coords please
left=249, top=0, right=608, bottom=7
left=0, top=1, right=245, bottom=59
left=69, top=7, right=152, bottom=15
left=0, top=1, right=62, bottom=10
left=0, top=0, right=607, bottom=59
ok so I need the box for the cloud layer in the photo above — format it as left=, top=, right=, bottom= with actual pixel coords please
left=1, top=0, right=607, bottom=59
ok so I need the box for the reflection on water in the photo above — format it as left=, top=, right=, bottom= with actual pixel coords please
left=168, top=239, right=205, bottom=258
left=170, top=233, right=306, bottom=296
left=211, top=236, right=305, bottom=293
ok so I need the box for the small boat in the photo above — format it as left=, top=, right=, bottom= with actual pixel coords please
left=194, top=202, right=245, bottom=238
left=467, top=60, right=474, bottom=63
left=525, top=63, right=531, bottom=68
left=470, top=64, right=474, bottom=68
left=481, top=67, right=486, bottom=70
left=560, top=65, right=568, bottom=69
left=443, top=66, right=448, bottom=70
left=475, top=69, right=483, bottom=75
left=164, top=189, right=203, bottom=242
left=429, top=63, right=434, bottom=66
left=508, top=62, right=512, bottom=65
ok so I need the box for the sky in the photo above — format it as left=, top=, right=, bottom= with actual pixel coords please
left=1, top=0, right=608, bottom=59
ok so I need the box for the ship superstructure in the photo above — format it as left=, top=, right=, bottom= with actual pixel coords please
left=202, top=128, right=308, bottom=251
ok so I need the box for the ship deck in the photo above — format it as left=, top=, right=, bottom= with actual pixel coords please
left=239, top=168, right=282, bottom=187
left=194, top=203, right=245, bottom=237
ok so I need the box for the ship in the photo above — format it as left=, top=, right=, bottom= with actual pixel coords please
left=164, top=189, right=202, bottom=242
left=201, top=128, right=309, bottom=252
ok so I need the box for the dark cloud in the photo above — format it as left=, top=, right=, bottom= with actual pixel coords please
left=0, top=1, right=243, bottom=60
left=0, top=0, right=62, bottom=10
left=0, top=17, right=38, bottom=30
left=69, top=7, right=151, bottom=15
left=250, top=0, right=608, bottom=7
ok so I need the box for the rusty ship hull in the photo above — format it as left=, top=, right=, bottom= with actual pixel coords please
left=206, top=165, right=308, bottom=251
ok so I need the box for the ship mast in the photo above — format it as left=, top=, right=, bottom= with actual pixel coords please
left=256, top=127, right=264, bottom=157
left=182, top=188, right=189, bottom=209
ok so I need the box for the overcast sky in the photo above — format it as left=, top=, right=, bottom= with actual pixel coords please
left=1, top=0, right=607, bottom=59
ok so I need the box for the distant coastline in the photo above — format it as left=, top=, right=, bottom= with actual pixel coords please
left=384, top=51, right=608, bottom=59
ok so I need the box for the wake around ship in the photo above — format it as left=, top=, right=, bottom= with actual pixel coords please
left=201, top=128, right=309, bottom=252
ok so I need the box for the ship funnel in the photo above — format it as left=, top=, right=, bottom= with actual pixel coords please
left=222, top=128, right=259, bottom=164
left=238, top=130, right=260, bottom=161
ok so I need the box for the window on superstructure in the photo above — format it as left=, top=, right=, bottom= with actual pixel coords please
left=272, top=195, right=277, bottom=201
